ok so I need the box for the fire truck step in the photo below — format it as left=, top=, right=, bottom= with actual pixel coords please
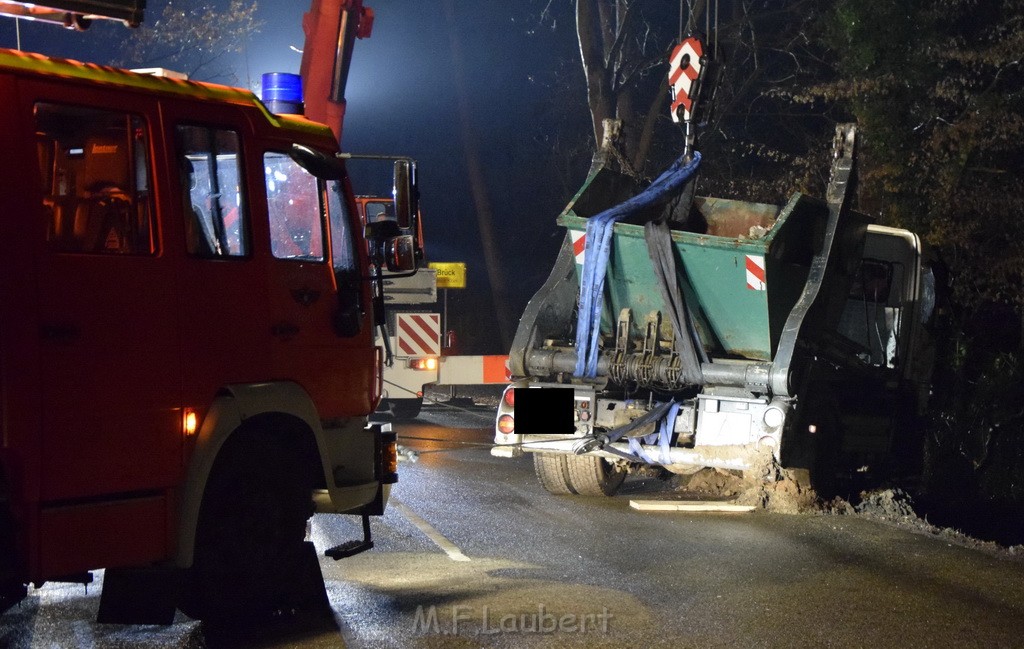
left=324, top=512, right=374, bottom=560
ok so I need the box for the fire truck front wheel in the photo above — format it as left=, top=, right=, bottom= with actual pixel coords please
left=181, top=423, right=328, bottom=622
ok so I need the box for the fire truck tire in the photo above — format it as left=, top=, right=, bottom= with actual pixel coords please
left=533, top=453, right=625, bottom=497
left=181, top=425, right=325, bottom=622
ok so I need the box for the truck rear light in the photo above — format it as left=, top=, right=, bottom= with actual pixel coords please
left=497, top=414, right=514, bottom=434
left=408, top=357, right=438, bottom=371
left=503, top=388, right=515, bottom=407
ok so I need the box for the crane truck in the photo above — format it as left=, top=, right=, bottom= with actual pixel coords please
left=353, top=195, right=440, bottom=420
left=493, top=37, right=935, bottom=497
left=352, top=195, right=515, bottom=418
left=0, top=0, right=414, bottom=625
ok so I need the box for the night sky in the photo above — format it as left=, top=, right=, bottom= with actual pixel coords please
left=0, top=0, right=590, bottom=354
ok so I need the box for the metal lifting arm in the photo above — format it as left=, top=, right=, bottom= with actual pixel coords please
left=300, top=0, right=374, bottom=147
left=769, top=124, right=859, bottom=397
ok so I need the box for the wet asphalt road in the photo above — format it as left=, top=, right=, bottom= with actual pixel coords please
left=3, top=403, right=1024, bottom=647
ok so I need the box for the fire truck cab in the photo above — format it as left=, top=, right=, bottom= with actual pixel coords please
left=0, top=48, right=406, bottom=622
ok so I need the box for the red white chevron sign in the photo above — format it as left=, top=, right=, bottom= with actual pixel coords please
left=396, top=313, right=441, bottom=356
left=668, top=37, right=704, bottom=123
left=746, top=255, right=767, bottom=291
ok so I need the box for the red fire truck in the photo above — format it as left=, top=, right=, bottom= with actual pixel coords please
left=0, top=0, right=411, bottom=624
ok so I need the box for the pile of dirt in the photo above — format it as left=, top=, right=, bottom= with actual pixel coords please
left=675, top=466, right=819, bottom=514
left=672, top=467, right=1024, bottom=558
left=740, top=469, right=819, bottom=514
left=854, top=488, right=918, bottom=521
left=679, top=468, right=749, bottom=497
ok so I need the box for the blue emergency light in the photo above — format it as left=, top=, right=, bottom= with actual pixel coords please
left=261, top=72, right=304, bottom=115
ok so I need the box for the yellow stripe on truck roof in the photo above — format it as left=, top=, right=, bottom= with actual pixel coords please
left=0, top=47, right=332, bottom=140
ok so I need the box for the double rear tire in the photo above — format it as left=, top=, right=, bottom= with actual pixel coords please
left=533, top=453, right=626, bottom=497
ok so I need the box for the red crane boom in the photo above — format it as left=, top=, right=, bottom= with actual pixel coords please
left=299, top=0, right=374, bottom=146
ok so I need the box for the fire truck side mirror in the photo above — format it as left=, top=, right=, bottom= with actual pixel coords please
left=384, top=234, right=416, bottom=272
left=392, top=159, right=417, bottom=231
left=290, top=144, right=344, bottom=180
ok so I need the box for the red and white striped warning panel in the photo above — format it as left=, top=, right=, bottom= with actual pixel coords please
left=570, top=229, right=586, bottom=265
left=668, top=37, right=704, bottom=123
left=396, top=313, right=441, bottom=356
left=745, top=255, right=767, bottom=291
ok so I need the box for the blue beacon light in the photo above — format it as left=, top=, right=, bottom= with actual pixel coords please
left=261, top=72, right=304, bottom=115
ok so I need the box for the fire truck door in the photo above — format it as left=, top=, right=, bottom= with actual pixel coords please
left=263, top=150, right=374, bottom=417
left=28, top=86, right=183, bottom=501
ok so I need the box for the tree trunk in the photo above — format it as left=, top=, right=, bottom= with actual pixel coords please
left=577, top=0, right=614, bottom=152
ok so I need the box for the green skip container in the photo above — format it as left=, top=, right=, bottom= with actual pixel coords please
left=559, top=189, right=863, bottom=363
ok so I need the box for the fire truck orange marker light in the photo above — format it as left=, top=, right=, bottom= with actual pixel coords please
left=384, top=440, right=398, bottom=476
left=183, top=409, right=198, bottom=436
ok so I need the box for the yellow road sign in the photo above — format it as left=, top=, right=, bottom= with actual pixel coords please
left=429, top=262, right=467, bottom=289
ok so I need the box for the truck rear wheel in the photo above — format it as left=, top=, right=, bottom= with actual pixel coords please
left=533, top=453, right=626, bottom=497
left=181, top=426, right=327, bottom=622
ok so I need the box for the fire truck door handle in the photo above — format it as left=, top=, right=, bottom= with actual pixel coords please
left=271, top=321, right=300, bottom=338
left=40, top=323, right=80, bottom=343
left=290, top=287, right=321, bottom=306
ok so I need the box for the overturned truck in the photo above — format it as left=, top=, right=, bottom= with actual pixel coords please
left=493, top=123, right=934, bottom=496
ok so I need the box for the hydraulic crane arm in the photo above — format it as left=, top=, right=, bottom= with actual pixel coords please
left=0, top=0, right=143, bottom=28
left=300, top=0, right=374, bottom=146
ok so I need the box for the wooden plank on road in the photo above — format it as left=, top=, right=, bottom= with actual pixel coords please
left=630, top=500, right=756, bottom=513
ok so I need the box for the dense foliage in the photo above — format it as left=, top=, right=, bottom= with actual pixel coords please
left=554, top=0, right=1024, bottom=505
left=816, top=0, right=1024, bottom=505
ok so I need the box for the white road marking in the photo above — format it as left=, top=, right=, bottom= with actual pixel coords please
left=391, top=499, right=471, bottom=562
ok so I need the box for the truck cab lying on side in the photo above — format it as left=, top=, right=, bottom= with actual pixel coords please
left=0, top=48, right=411, bottom=622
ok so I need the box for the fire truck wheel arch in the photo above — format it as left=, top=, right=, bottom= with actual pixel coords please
left=180, top=419, right=320, bottom=620
left=176, top=382, right=331, bottom=569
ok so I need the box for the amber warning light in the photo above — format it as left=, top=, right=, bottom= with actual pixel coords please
left=408, top=357, right=438, bottom=371
left=183, top=408, right=198, bottom=436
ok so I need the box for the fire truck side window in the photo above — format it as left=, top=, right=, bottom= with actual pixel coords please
left=265, top=152, right=325, bottom=261
left=35, top=103, right=155, bottom=255
left=176, top=125, right=248, bottom=258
